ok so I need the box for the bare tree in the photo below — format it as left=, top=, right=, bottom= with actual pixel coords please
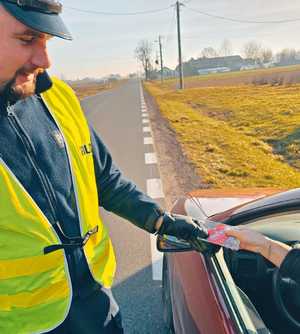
left=243, top=41, right=262, bottom=63
left=219, top=39, right=233, bottom=57
left=260, top=48, right=273, bottom=63
left=135, top=39, right=153, bottom=80
left=276, top=48, right=297, bottom=65
left=201, top=47, right=219, bottom=58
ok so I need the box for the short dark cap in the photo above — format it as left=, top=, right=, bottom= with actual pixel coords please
left=1, top=0, right=72, bottom=40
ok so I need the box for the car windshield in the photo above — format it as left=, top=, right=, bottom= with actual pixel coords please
left=244, top=211, right=300, bottom=244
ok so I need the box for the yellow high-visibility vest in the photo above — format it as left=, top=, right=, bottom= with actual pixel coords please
left=0, top=77, right=116, bottom=334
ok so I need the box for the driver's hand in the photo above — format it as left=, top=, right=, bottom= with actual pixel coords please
left=225, top=227, right=268, bottom=253
left=157, top=213, right=218, bottom=255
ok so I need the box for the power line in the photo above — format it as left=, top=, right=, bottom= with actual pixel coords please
left=64, top=3, right=300, bottom=23
left=185, top=6, right=300, bottom=24
left=65, top=5, right=171, bottom=16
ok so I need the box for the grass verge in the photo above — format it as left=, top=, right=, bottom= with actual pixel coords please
left=145, top=81, right=300, bottom=188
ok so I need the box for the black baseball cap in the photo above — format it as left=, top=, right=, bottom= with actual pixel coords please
left=1, top=0, right=72, bottom=40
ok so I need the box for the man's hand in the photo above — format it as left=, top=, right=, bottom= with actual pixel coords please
left=156, top=213, right=218, bottom=254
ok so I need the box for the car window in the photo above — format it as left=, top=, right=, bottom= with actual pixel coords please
left=243, top=211, right=300, bottom=244
left=210, top=250, right=271, bottom=334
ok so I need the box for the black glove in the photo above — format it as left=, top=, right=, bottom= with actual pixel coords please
left=157, top=213, right=218, bottom=254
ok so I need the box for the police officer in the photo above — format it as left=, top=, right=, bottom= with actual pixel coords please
left=0, top=1, right=212, bottom=333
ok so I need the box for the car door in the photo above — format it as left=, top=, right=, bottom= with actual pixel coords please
left=168, top=193, right=272, bottom=334
left=167, top=248, right=270, bottom=334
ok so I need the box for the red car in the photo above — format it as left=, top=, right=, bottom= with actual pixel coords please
left=159, top=188, right=300, bottom=334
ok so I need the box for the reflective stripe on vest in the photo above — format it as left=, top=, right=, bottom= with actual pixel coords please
left=0, top=77, right=116, bottom=334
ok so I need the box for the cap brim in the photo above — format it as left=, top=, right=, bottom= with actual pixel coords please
left=2, top=2, right=72, bottom=40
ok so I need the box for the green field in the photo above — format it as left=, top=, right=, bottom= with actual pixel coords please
left=145, top=69, right=300, bottom=188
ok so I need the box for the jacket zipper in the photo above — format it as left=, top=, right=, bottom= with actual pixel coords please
left=6, top=106, right=61, bottom=229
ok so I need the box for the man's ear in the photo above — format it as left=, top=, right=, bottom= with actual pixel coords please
left=36, top=71, right=52, bottom=94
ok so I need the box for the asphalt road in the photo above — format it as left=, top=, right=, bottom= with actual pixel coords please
left=81, top=80, right=168, bottom=334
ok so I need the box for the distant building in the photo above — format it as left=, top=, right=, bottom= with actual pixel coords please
left=197, top=67, right=230, bottom=75
left=192, top=55, right=244, bottom=71
left=262, top=62, right=275, bottom=69
left=240, top=58, right=260, bottom=71
left=240, top=64, right=260, bottom=70
left=178, top=55, right=245, bottom=76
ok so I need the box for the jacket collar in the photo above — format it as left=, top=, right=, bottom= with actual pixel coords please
left=35, top=71, right=53, bottom=94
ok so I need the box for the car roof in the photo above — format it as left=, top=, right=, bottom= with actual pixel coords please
left=223, top=188, right=300, bottom=224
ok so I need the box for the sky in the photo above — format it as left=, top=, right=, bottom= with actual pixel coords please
left=48, top=0, right=300, bottom=80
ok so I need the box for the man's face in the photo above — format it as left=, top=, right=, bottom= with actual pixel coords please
left=0, top=5, right=52, bottom=100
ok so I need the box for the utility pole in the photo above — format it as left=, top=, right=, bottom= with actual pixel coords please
left=145, top=58, right=149, bottom=80
left=158, top=35, right=164, bottom=83
left=176, top=1, right=184, bottom=89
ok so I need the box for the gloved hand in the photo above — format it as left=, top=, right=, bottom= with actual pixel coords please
left=157, top=213, right=219, bottom=255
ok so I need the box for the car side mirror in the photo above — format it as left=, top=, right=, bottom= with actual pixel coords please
left=156, top=234, right=194, bottom=252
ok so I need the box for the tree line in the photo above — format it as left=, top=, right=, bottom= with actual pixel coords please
left=135, top=38, right=300, bottom=80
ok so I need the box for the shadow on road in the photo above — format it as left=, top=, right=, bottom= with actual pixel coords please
left=113, top=264, right=169, bottom=334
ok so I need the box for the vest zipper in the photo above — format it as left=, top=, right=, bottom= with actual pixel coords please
left=6, top=106, right=61, bottom=227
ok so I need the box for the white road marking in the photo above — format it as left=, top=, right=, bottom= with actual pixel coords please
left=145, top=152, right=157, bottom=164
left=144, top=137, right=153, bottom=145
left=146, top=178, right=164, bottom=199
left=141, top=83, right=164, bottom=281
left=146, top=178, right=164, bottom=280
left=143, top=126, right=151, bottom=133
left=150, top=235, right=163, bottom=281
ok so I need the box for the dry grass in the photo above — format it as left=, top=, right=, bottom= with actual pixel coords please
left=160, top=65, right=300, bottom=90
left=145, top=77, right=300, bottom=189
left=70, top=80, right=125, bottom=100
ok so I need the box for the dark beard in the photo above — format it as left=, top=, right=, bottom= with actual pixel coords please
left=0, top=70, right=38, bottom=106
left=1, top=79, right=22, bottom=105
left=0, top=72, right=52, bottom=111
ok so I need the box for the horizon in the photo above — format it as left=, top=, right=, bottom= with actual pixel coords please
left=48, top=0, right=300, bottom=80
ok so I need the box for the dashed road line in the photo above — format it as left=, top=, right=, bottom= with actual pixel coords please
left=146, top=178, right=164, bottom=199
left=145, top=152, right=158, bottom=164
left=144, top=137, right=154, bottom=145
left=140, top=83, right=164, bottom=281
